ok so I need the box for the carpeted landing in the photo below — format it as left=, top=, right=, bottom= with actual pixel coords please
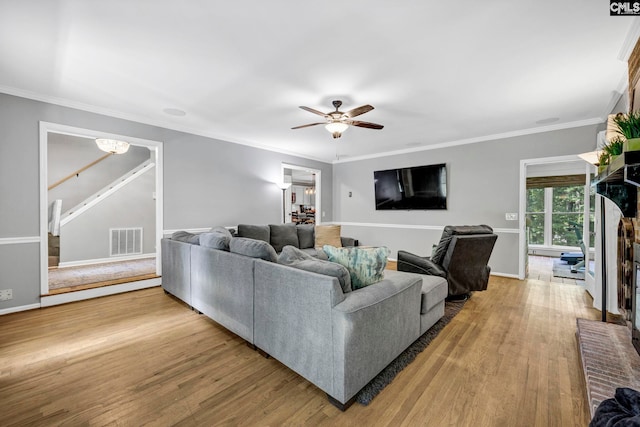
left=355, top=299, right=466, bottom=405
left=48, top=257, right=157, bottom=292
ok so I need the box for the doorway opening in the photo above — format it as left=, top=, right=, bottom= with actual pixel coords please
left=39, top=122, right=163, bottom=306
left=519, top=155, right=596, bottom=293
left=281, top=164, right=321, bottom=225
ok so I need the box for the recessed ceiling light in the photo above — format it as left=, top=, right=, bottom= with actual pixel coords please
left=163, top=108, right=186, bottom=117
left=536, top=117, right=559, bottom=125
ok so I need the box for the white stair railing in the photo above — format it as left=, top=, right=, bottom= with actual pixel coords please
left=60, top=160, right=155, bottom=227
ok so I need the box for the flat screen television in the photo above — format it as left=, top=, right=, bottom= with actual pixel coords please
left=374, top=163, right=447, bottom=210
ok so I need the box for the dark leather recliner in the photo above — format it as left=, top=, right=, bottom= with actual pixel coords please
left=397, top=225, right=498, bottom=298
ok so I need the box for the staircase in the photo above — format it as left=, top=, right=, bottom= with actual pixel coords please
left=48, top=233, right=60, bottom=268
left=60, top=159, right=155, bottom=227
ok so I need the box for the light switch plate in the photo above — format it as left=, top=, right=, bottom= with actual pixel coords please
left=505, top=213, right=518, bottom=221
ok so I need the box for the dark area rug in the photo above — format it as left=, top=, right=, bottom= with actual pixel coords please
left=355, top=299, right=466, bottom=405
left=552, top=258, right=585, bottom=280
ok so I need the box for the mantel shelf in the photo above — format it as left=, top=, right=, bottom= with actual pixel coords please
left=593, top=151, right=640, bottom=218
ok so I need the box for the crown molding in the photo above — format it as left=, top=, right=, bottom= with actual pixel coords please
left=618, top=19, right=640, bottom=61
left=0, top=86, right=330, bottom=164
left=0, top=85, right=609, bottom=166
left=333, top=117, right=604, bottom=164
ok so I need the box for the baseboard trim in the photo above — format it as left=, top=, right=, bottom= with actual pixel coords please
left=40, top=278, right=161, bottom=308
left=58, top=254, right=156, bottom=268
left=0, top=303, right=41, bottom=315
left=490, top=272, right=520, bottom=279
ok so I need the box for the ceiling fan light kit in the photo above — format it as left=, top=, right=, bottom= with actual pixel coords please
left=293, top=99, right=383, bottom=139
left=325, top=121, right=349, bottom=138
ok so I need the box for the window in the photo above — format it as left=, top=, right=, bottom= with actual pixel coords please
left=526, top=184, right=595, bottom=248
left=526, top=188, right=544, bottom=245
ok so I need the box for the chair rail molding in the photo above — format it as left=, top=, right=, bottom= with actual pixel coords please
left=0, top=236, right=41, bottom=245
left=332, top=222, right=518, bottom=234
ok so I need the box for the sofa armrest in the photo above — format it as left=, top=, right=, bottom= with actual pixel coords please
left=161, top=238, right=192, bottom=305
left=397, top=250, right=447, bottom=278
left=340, top=236, right=358, bottom=247
left=253, top=261, right=346, bottom=397
left=331, top=270, right=422, bottom=403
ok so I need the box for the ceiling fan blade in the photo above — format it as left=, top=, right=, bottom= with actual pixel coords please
left=291, top=122, right=325, bottom=129
left=299, top=106, right=328, bottom=117
left=345, top=104, right=374, bottom=118
left=349, top=120, right=384, bottom=130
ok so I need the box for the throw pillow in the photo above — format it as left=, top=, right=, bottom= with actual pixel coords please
left=237, top=224, right=270, bottom=243
left=278, top=245, right=351, bottom=293
left=323, top=245, right=389, bottom=290
left=269, top=224, right=299, bottom=252
left=296, top=224, right=315, bottom=249
left=199, top=227, right=232, bottom=251
left=230, top=237, right=278, bottom=262
left=315, top=225, right=342, bottom=249
left=171, top=230, right=200, bottom=245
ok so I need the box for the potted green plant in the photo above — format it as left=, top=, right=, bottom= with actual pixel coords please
left=613, top=111, right=640, bottom=151
left=598, top=150, right=610, bottom=174
left=598, top=137, right=625, bottom=173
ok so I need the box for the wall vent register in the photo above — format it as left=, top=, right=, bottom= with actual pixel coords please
left=110, top=227, right=143, bottom=256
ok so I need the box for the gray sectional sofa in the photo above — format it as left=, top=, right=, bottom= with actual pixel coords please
left=161, top=224, right=448, bottom=410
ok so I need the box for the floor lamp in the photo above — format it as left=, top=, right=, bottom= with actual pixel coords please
left=276, top=182, right=292, bottom=223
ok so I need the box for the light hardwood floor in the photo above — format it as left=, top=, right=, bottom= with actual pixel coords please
left=0, top=275, right=601, bottom=426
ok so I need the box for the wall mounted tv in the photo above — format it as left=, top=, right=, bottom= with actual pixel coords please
left=374, top=163, right=447, bottom=210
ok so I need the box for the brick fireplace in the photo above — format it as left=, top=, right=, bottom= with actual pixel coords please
left=580, top=166, right=640, bottom=417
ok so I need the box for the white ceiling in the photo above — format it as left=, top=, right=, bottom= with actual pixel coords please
left=1, top=1, right=638, bottom=163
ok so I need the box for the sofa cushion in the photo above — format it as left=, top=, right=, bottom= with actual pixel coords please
left=230, top=237, right=278, bottom=262
left=296, top=224, right=315, bottom=249
left=237, top=224, right=270, bottom=243
left=171, top=231, right=200, bottom=245
left=199, top=227, right=232, bottom=251
left=431, top=225, right=494, bottom=265
left=269, top=224, right=299, bottom=252
left=278, top=244, right=311, bottom=264
left=278, top=246, right=351, bottom=293
left=300, top=247, right=329, bottom=260
left=315, top=225, right=342, bottom=249
left=323, top=245, right=389, bottom=290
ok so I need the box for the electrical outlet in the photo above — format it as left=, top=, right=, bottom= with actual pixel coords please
left=505, top=213, right=518, bottom=221
left=0, top=289, right=13, bottom=301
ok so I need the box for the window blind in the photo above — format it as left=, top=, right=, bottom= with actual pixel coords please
left=526, top=174, right=589, bottom=189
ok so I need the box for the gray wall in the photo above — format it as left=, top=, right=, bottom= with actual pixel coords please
left=333, top=124, right=600, bottom=276
left=60, top=166, right=156, bottom=263
left=0, top=93, right=333, bottom=310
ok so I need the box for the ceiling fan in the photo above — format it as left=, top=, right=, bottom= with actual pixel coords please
left=292, top=100, right=384, bottom=139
